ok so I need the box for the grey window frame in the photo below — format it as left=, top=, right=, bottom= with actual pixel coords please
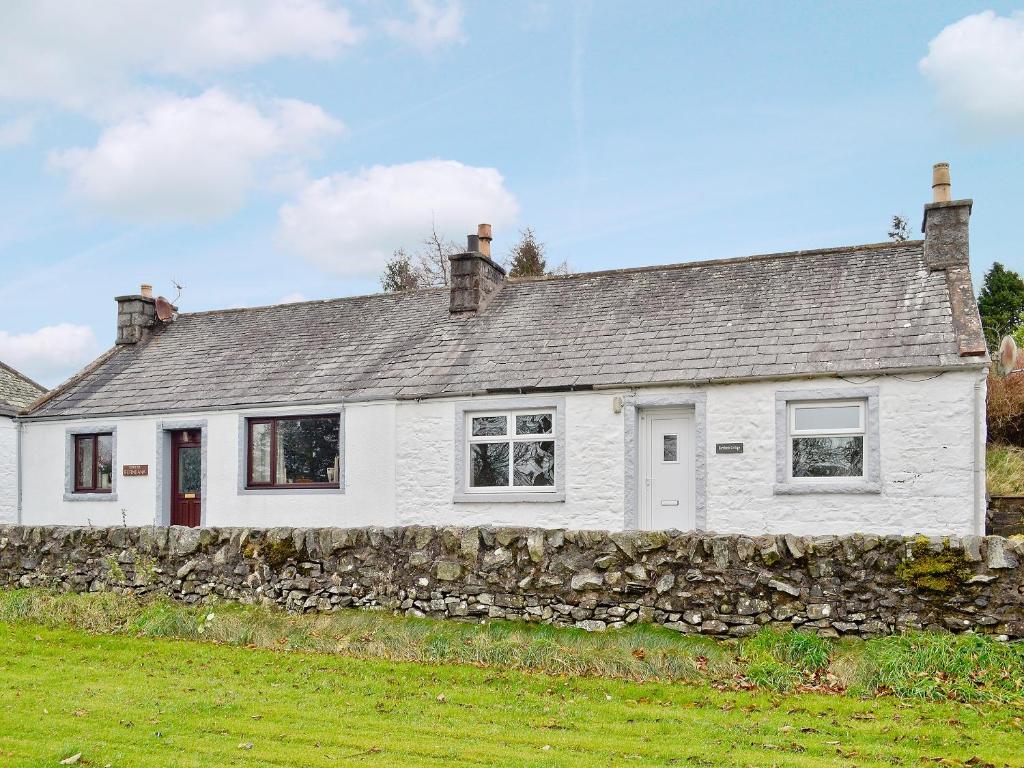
left=454, top=397, right=565, bottom=503
left=774, top=387, right=881, bottom=495
left=236, top=408, right=346, bottom=496
left=64, top=425, right=118, bottom=502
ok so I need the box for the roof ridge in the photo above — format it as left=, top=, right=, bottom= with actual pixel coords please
left=177, top=239, right=924, bottom=318
left=178, top=285, right=450, bottom=319
left=508, top=239, right=924, bottom=285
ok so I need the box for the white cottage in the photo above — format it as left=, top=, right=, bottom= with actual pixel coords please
left=1, top=361, right=46, bottom=522
left=15, top=166, right=988, bottom=535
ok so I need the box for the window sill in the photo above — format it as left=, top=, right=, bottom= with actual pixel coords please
left=773, top=481, right=881, bottom=495
left=64, top=492, right=118, bottom=502
left=453, top=491, right=566, bottom=504
left=239, top=486, right=344, bottom=496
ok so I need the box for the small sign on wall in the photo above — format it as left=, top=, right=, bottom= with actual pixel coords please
left=122, top=464, right=149, bottom=477
left=716, top=443, right=744, bottom=455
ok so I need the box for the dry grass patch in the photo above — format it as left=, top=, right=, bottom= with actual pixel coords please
left=987, top=443, right=1024, bottom=495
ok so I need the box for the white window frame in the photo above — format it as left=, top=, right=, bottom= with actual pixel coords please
left=774, top=387, right=880, bottom=495
left=465, top=408, right=556, bottom=494
left=787, top=399, right=866, bottom=482
left=453, top=396, right=566, bottom=503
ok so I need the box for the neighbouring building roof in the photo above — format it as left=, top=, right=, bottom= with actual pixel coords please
left=0, top=361, right=46, bottom=417
left=27, top=240, right=986, bottom=420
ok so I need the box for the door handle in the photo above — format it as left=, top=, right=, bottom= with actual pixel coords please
left=660, top=499, right=679, bottom=506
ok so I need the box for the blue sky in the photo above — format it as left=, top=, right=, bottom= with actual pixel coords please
left=1, top=1, right=1023, bottom=387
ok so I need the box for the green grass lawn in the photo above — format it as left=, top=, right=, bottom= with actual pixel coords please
left=1, top=622, right=1023, bottom=768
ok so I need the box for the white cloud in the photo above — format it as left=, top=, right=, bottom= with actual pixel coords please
left=277, top=159, right=518, bottom=277
left=0, top=1, right=363, bottom=114
left=278, top=292, right=308, bottom=304
left=920, top=11, right=1024, bottom=134
left=384, top=0, right=465, bottom=53
left=0, top=324, right=100, bottom=386
left=50, top=89, right=343, bottom=222
left=0, top=116, right=33, bottom=148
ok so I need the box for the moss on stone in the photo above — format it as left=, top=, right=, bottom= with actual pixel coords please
left=241, top=538, right=298, bottom=568
left=896, top=537, right=972, bottom=594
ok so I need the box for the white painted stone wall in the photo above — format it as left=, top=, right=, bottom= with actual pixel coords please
left=18, top=368, right=986, bottom=535
left=0, top=417, right=17, bottom=523
left=20, top=402, right=396, bottom=528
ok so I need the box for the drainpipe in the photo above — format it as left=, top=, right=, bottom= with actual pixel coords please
left=974, top=370, right=988, bottom=535
left=15, top=419, right=23, bottom=525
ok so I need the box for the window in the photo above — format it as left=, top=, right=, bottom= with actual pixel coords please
left=466, top=410, right=555, bottom=491
left=663, top=434, right=678, bottom=463
left=788, top=400, right=865, bottom=479
left=246, top=415, right=340, bottom=489
left=74, top=433, right=113, bottom=493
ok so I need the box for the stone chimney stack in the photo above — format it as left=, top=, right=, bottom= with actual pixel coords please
left=922, top=162, right=972, bottom=270
left=115, top=283, right=169, bottom=344
left=449, top=224, right=506, bottom=313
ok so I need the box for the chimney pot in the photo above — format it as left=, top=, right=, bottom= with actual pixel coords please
left=467, top=234, right=480, bottom=252
left=477, top=223, right=492, bottom=258
left=932, top=162, right=952, bottom=202
left=140, top=283, right=153, bottom=298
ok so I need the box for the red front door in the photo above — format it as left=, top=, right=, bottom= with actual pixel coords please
left=170, top=430, right=202, bottom=527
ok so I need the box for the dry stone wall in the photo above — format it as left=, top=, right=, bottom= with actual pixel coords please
left=1, top=524, right=1023, bottom=639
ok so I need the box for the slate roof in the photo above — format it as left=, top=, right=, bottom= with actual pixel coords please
left=0, top=361, right=46, bottom=417
left=27, top=240, right=985, bottom=419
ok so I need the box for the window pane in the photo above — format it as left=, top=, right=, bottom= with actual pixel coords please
left=793, top=404, right=861, bottom=432
left=249, top=422, right=272, bottom=483
left=792, top=436, right=864, bottom=477
left=178, top=446, right=202, bottom=494
left=275, top=417, right=340, bottom=485
left=76, top=437, right=94, bottom=489
left=515, top=413, right=552, bottom=435
left=470, top=442, right=509, bottom=487
left=663, top=434, right=678, bottom=462
left=96, top=434, right=113, bottom=490
left=472, top=416, right=507, bottom=436
left=513, top=441, right=555, bottom=486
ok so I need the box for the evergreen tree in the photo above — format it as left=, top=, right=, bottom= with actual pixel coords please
left=978, top=262, right=1024, bottom=351
left=380, top=249, right=421, bottom=292
left=507, top=228, right=547, bottom=278
left=887, top=215, right=909, bottom=242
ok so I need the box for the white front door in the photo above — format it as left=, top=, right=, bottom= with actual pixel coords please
left=639, top=408, right=696, bottom=530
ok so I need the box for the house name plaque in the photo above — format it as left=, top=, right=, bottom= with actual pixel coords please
left=715, top=443, right=744, bottom=454
left=122, top=464, right=149, bottom=477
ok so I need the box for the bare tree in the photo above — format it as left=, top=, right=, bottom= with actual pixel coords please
left=415, top=226, right=460, bottom=287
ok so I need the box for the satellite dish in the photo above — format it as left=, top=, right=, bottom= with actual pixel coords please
left=155, top=296, right=176, bottom=322
left=998, top=335, right=1018, bottom=376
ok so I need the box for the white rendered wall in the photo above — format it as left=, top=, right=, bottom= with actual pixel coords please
left=18, top=368, right=985, bottom=535
left=0, top=417, right=17, bottom=523
left=701, top=369, right=985, bottom=536
left=19, top=402, right=396, bottom=528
